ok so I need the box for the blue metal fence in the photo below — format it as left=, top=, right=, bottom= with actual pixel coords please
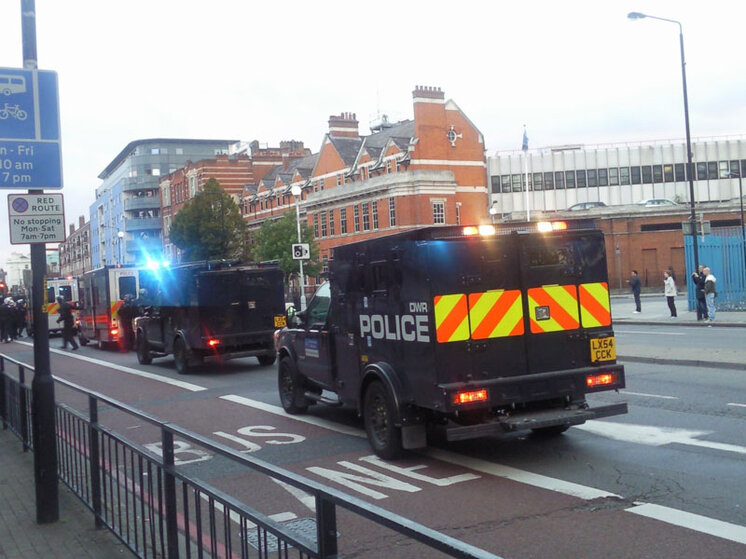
left=685, top=227, right=746, bottom=311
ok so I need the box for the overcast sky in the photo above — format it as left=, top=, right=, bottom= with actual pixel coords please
left=1, top=0, right=745, bottom=269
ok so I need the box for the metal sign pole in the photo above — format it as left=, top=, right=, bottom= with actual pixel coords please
left=22, top=0, right=59, bottom=524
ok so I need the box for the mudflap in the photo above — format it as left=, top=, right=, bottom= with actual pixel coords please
left=445, top=402, right=628, bottom=442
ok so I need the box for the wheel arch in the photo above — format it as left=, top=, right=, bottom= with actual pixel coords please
left=360, top=362, right=406, bottom=424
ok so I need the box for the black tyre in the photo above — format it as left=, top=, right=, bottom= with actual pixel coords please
left=257, top=354, right=276, bottom=367
left=531, top=425, right=571, bottom=437
left=136, top=332, right=152, bottom=364
left=173, top=337, right=190, bottom=374
left=363, top=380, right=403, bottom=460
left=278, top=356, right=308, bottom=414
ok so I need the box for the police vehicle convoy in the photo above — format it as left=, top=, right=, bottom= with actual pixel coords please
left=276, top=222, right=627, bottom=459
left=134, top=260, right=287, bottom=373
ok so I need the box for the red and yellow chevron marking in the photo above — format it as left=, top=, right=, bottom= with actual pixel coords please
left=434, top=293, right=470, bottom=343
left=527, top=284, right=579, bottom=334
left=579, top=282, right=611, bottom=327
left=111, top=300, right=124, bottom=319
left=468, top=290, right=524, bottom=339
left=44, top=302, right=59, bottom=315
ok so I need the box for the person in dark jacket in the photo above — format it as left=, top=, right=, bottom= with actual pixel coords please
left=691, top=265, right=708, bottom=321
left=627, top=270, right=642, bottom=313
left=56, top=296, right=79, bottom=350
left=0, top=298, right=11, bottom=342
left=15, top=298, right=28, bottom=337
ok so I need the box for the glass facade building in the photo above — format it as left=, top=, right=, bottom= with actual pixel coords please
left=89, top=138, right=236, bottom=268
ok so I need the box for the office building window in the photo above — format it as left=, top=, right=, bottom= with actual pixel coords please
left=642, top=166, right=653, bottom=184
left=708, top=161, right=718, bottom=179
left=630, top=167, right=641, bottom=184
left=653, top=165, right=663, bottom=183
left=340, top=207, right=347, bottom=234
left=664, top=164, right=674, bottom=182
left=533, top=172, right=543, bottom=191
left=565, top=170, right=576, bottom=189
left=587, top=169, right=597, bottom=187
left=511, top=174, right=522, bottom=192
left=554, top=171, right=565, bottom=189
left=354, top=205, right=360, bottom=232
left=321, top=211, right=328, bottom=237
left=432, top=201, right=445, bottom=224
left=544, top=172, right=554, bottom=189
left=501, top=175, right=511, bottom=193
left=337, top=174, right=343, bottom=186
left=598, top=168, right=608, bottom=186
left=329, top=209, right=335, bottom=236
left=389, top=197, right=396, bottom=226
left=576, top=170, right=587, bottom=188
left=674, top=163, right=685, bottom=181
left=491, top=176, right=501, bottom=193
left=729, top=160, right=740, bottom=176
left=313, top=213, right=319, bottom=237
left=696, top=162, right=708, bottom=180
left=619, top=167, right=630, bottom=185
left=720, top=161, right=731, bottom=178
left=372, top=200, right=379, bottom=229
left=456, top=203, right=461, bottom=225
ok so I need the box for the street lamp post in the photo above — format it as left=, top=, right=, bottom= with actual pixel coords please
left=117, top=231, right=124, bottom=266
left=728, top=171, right=746, bottom=269
left=290, top=185, right=307, bottom=311
left=628, top=11, right=699, bottom=271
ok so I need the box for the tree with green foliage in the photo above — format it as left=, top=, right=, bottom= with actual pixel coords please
left=253, top=211, right=320, bottom=281
left=169, top=178, right=247, bottom=262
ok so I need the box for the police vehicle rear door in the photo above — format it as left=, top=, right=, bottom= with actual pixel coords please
left=519, top=229, right=613, bottom=373
left=429, top=234, right=529, bottom=386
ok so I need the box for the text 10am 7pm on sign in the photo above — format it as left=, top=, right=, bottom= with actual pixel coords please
left=8, top=193, right=66, bottom=244
left=0, top=67, right=63, bottom=189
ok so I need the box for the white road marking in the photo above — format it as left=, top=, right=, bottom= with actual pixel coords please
left=727, top=403, right=746, bottom=408
left=614, top=330, right=686, bottom=336
left=623, top=391, right=679, bottom=400
left=16, top=340, right=207, bottom=392
left=627, top=503, right=746, bottom=545
left=575, top=421, right=746, bottom=456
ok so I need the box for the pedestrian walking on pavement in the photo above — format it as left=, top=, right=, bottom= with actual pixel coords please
left=664, top=270, right=677, bottom=318
left=56, top=296, right=79, bottom=350
left=627, top=270, right=642, bottom=313
left=703, top=267, right=717, bottom=325
left=691, top=265, right=708, bottom=321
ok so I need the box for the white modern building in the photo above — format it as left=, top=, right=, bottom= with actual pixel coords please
left=488, top=134, right=746, bottom=216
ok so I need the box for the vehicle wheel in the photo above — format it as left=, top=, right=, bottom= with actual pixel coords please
left=363, top=381, right=403, bottom=460
left=531, top=425, right=571, bottom=437
left=257, top=354, right=276, bottom=367
left=136, top=333, right=152, bottom=364
left=278, top=356, right=308, bottom=414
left=173, top=337, right=190, bottom=374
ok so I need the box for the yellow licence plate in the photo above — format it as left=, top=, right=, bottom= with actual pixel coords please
left=274, top=315, right=287, bottom=328
left=590, top=336, right=616, bottom=362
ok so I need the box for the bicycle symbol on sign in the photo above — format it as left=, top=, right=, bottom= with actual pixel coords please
left=0, top=103, right=28, bottom=121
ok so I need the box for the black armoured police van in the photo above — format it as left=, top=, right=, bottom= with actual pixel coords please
left=276, top=223, right=627, bottom=458
left=134, top=261, right=286, bottom=373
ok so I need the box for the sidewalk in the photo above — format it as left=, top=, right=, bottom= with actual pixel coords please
left=611, top=293, right=746, bottom=370
left=0, top=429, right=129, bottom=558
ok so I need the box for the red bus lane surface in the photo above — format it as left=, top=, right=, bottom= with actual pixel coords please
left=4, top=343, right=745, bottom=558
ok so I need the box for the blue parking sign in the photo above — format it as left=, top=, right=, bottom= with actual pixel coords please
left=0, top=67, right=63, bottom=189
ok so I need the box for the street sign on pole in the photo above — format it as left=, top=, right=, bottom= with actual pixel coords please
left=8, top=192, right=65, bottom=243
left=292, top=243, right=310, bottom=260
left=0, top=67, right=62, bottom=189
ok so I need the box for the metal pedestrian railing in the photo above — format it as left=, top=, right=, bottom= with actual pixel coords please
left=1, top=353, right=500, bottom=559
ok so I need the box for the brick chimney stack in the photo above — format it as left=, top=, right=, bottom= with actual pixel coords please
left=412, top=85, right=444, bottom=101
left=328, top=112, right=359, bottom=138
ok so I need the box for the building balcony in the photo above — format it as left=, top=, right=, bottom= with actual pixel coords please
left=126, top=237, right=162, bottom=254
left=125, top=217, right=162, bottom=231
left=124, top=197, right=159, bottom=211
left=122, top=176, right=160, bottom=193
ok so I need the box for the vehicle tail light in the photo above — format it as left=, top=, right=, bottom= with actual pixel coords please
left=207, top=338, right=220, bottom=347
left=452, top=389, right=488, bottom=405
left=110, top=328, right=119, bottom=337
left=586, top=373, right=615, bottom=387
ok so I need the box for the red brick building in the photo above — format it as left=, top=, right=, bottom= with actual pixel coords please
left=242, top=86, right=488, bottom=272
